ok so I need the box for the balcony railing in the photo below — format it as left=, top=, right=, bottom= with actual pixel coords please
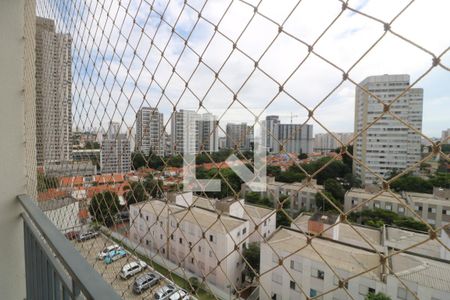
left=18, top=194, right=121, bottom=300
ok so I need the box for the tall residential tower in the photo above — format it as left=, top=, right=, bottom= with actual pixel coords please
left=135, top=107, right=165, bottom=156
left=35, top=17, right=72, bottom=166
left=354, top=74, right=423, bottom=185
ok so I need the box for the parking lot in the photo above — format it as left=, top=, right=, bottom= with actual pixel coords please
left=72, top=234, right=183, bottom=300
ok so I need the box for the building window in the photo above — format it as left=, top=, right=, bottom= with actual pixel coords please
left=160, top=234, right=163, bottom=240
left=398, top=206, right=405, bottom=213
left=290, top=280, right=296, bottom=290
left=311, top=268, right=324, bottom=280
left=385, top=204, right=392, bottom=211
left=243, top=227, right=247, bottom=234
left=310, top=289, right=317, bottom=297
left=198, top=246, right=202, bottom=253
left=145, top=240, right=149, bottom=245
left=209, top=250, right=212, bottom=257
left=146, top=215, right=148, bottom=221
left=179, top=238, right=183, bottom=244
left=209, top=235, right=214, bottom=242
left=290, top=260, right=302, bottom=272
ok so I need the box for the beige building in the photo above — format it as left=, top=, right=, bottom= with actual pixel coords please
left=242, top=177, right=324, bottom=212
left=135, top=107, right=165, bottom=156
left=344, top=188, right=450, bottom=227
left=36, top=17, right=72, bottom=166
left=260, top=213, right=450, bottom=300
left=130, top=192, right=262, bottom=293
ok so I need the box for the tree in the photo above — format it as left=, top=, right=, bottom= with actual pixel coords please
left=390, top=175, right=433, bottom=193
left=89, top=191, right=120, bottom=227
left=315, top=191, right=341, bottom=212
left=275, top=171, right=306, bottom=183
left=188, top=277, right=201, bottom=292
left=245, top=192, right=261, bottom=204
left=243, top=243, right=260, bottom=281
left=276, top=196, right=292, bottom=227
left=37, top=173, right=59, bottom=192
left=125, top=181, right=147, bottom=205
left=365, top=292, right=391, bottom=300
left=349, top=208, right=428, bottom=232
left=298, top=153, right=308, bottom=160
left=324, top=178, right=345, bottom=202
left=131, top=151, right=147, bottom=170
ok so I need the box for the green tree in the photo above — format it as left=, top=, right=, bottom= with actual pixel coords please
left=267, top=165, right=281, bottom=177
left=390, top=175, right=433, bottom=193
left=324, top=178, right=345, bottom=202
left=298, top=153, right=308, bottom=160
left=124, top=181, right=147, bottom=205
left=37, top=173, right=59, bottom=192
left=245, top=192, right=261, bottom=204
left=276, top=196, right=292, bottom=227
left=365, top=292, right=391, bottom=300
left=131, top=151, right=147, bottom=170
left=275, top=171, right=306, bottom=183
left=243, top=242, right=260, bottom=281
left=315, top=191, right=341, bottom=212
left=89, top=191, right=120, bottom=227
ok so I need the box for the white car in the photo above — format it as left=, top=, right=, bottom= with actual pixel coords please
left=154, top=284, right=176, bottom=300
left=169, top=289, right=189, bottom=300
left=97, top=244, right=121, bottom=260
left=119, top=260, right=148, bottom=279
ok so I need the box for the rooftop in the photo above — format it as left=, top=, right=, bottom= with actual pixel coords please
left=266, top=228, right=382, bottom=279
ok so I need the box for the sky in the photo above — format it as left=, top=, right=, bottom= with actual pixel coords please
left=39, top=0, right=450, bottom=139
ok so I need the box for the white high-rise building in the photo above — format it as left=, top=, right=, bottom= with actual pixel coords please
left=354, top=74, right=423, bottom=185
left=135, top=107, right=165, bottom=156
left=101, top=122, right=131, bottom=173
left=226, top=123, right=253, bottom=150
left=265, top=115, right=280, bottom=152
left=273, top=124, right=313, bottom=154
left=314, top=132, right=353, bottom=152
left=171, top=110, right=218, bottom=155
left=36, top=17, right=72, bottom=166
left=442, top=129, right=450, bottom=144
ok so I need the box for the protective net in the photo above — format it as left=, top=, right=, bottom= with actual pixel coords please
left=29, top=0, right=450, bottom=299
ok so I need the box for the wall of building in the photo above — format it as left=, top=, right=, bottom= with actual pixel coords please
left=0, top=0, right=35, bottom=298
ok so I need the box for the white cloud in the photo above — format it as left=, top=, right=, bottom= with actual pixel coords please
left=39, top=0, right=450, bottom=137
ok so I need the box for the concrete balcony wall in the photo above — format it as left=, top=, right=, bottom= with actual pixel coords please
left=0, top=0, right=36, bottom=298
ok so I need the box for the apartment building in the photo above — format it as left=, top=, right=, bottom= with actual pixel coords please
left=226, top=123, right=253, bottom=150
left=192, top=196, right=277, bottom=243
left=271, top=124, right=314, bottom=154
left=242, top=177, right=324, bottom=213
left=441, top=129, right=450, bottom=144
left=129, top=193, right=250, bottom=292
left=344, top=187, right=450, bottom=227
left=171, top=110, right=219, bottom=154
left=101, top=122, right=131, bottom=173
left=260, top=213, right=450, bottom=300
left=314, top=132, right=353, bottom=152
left=36, top=17, right=72, bottom=166
left=265, top=115, right=281, bottom=152
left=354, top=74, right=423, bottom=185
left=135, top=107, right=165, bottom=156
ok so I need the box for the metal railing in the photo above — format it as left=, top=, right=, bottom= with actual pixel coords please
left=18, top=194, right=122, bottom=300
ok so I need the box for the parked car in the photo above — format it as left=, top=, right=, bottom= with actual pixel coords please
left=153, top=284, right=176, bottom=300
left=132, top=272, right=161, bottom=294
left=97, top=244, right=121, bottom=260
left=114, top=211, right=130, bottom=222
left=168, top=289, right=189, bottom=300
left=64, top=231, right=79, bottom=240
left=119, top=260, right=147, bottom=279
left=76, top=230, right=98, bottom=242
left=103, top=248, right=127, bottom=264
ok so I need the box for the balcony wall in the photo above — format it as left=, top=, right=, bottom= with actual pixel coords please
left=0, top=0, right=36, bottom=298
